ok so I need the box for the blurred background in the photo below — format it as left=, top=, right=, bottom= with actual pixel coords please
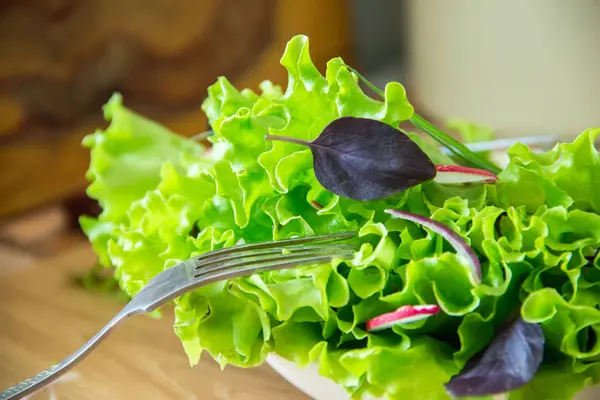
left=1, top=1, right=600, bottom=398
left=1, top=0, right=600, bottom=283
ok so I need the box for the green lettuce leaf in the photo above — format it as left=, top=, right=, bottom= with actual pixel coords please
left=80, top=93, right=206, bottom=267
left=81, top=34, right=600, bottom=399
left=447, top=119, right=495, bottom=144
left=504, top=128, right=600, bottom=213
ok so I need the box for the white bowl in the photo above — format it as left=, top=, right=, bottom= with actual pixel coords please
left=267, top=355, right=600, bottom=400
left=266, top=355, right=378, bottom=400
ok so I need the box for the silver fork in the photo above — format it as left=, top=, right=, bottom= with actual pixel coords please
left=0, top=232, right=356, bottom=400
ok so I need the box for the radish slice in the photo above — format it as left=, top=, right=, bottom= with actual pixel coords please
left=366, top=305, right=441, bottom=332
left=385, top=209, right=482, bottom=283
left=434, top=165, right=498, bottom=184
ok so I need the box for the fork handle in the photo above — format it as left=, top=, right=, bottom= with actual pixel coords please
left=0, top=313, right=127, bottom=400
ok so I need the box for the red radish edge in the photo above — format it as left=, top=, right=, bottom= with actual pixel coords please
left=435, top=165, right=498, bottom=184
left=385, top=209, right=482, bottom=283
left=366, top=305, right=441, bottom=332
left=311, top=200, right=324, bottom=210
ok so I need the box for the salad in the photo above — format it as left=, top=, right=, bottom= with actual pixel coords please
left=81, top=35, right=600, bottom=399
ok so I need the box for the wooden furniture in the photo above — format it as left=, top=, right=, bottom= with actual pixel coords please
left=0, top=241, right=309, bottom=399
left=0, top=0, right=353, bottom=219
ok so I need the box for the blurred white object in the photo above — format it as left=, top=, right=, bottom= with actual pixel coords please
left=266, top=355, right=379, bottom=400
left=267, top=354, right=600, bottom=400
left=447, top=135, right=559, bottom=154
left=406, top=0, right=600, bottom=138
left=440, top=135, right=560, bottom=169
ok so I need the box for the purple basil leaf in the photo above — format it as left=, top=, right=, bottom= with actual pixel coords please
left=445, top=317, right=545, bottom=398
left=266, top=117, right=436, bottom=201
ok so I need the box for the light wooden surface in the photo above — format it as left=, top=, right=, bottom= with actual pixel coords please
left=0, top=242, right=309, bottom=400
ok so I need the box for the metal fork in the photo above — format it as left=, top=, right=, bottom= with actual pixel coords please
left=0, top=232, right=356, bottom=400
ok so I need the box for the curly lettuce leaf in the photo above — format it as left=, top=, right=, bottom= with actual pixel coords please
left=503, top=128, right=600, bottom=213
left=81, top=34, right=600, bottom=399
left=80, top=94, right=206, bottom=266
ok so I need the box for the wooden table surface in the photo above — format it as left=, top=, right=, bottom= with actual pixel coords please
left=0, top=242, right=308, bottom=400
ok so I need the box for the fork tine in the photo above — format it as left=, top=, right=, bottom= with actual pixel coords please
left=194, top=253, right=354, bottom=284
left=194, top=232, right=356, bottom=262
left=195, top=243, right=356, bottom=271
left=193, top=244, right=356, bottom=278
left=144, top=246, right=355, bottom=311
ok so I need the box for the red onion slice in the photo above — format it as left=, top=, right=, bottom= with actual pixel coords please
left=385, top=209, right=482, bottom=283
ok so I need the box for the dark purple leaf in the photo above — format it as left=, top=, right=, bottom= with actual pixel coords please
left=266, top=117, right=437, bottom=201
left=445, top=317, right=545, bottom=398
